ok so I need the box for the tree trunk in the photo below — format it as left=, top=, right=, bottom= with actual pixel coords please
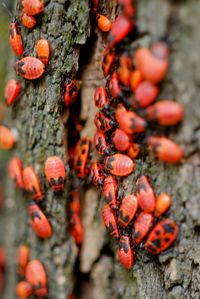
left=1, top=1, right=200, bottom=299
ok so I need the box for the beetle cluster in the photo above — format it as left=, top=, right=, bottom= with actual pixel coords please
left=16, top=245, right=48, bottom=299
left=90, top=0, right=183, bottom=269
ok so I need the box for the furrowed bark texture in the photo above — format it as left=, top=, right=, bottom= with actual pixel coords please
left=1, top=1, right=200, bottom=299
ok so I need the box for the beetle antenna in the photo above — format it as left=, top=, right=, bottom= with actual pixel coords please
left=1, top=1, right=13, bottom=17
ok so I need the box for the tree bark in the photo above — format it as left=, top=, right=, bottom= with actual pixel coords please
left=1, top=1, right=200, bottom=299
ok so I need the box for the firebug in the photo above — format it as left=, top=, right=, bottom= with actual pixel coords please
left=44, top=156, right=66, bottom=191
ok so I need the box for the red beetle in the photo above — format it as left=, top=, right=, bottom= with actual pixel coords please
left=134, top=47, right=168, bottom=84
left=104, top=153, right=135, bottom=177
left=45, top=156, right=66, bottom=191
left=73, top=137, right=92, bottom=179
left=92, top=0, right=99, bottom=9
left=70, top=213, right=83, bottom=246
left=27, top=200, right=52, bottom=239
left=36, top=39, right=50, bottom=65
left=127, top=143, right=140, bottom=159
left=94, top=86, right=110, bottom=112
left=94, top=131, right=111, bottom=155
left=64, top=79, right=79, bottom=106
left=9, top=19, right=24, bottom=56
left=25, top=260, right=47, bottom=296
left=111, top=128, right=130, bottom=151
left=94, top=112, right=116, bottom=133
left=22, top=0, right=44, bottom=16
left=147, top=136, right=183, bottom=163
left=136, top=175, right=156, bottom=213
left=17, top=245, right=29, bottom=276
left=96, top=14, right=111, bottom=32
left=118, top=235, right=134, bottom=269
left=69, top=190, right=81, bottom=215
left=118, top=0, right=136, bottom=18
left=145, top=219, right=178, bottom=254
left=16, top=281, right=32, bottom=299
left=90, top=162, right=104, bottom=188
left=108, top=72, right=123, bottom=99
left=115, top=105, right=147, bottom=135
left=132, top=212, right=153, bottom=245
left=0, top=125, right=16, bottom=150
left=130, top=69, right=143, bottom=91
left=20, top=12, right=36, bottom=29
left=155, top=193, right=171, bottom=218
left=101, top=204, right=119, bottom=240
left=118, top=194, right=138, bottom=228
left=8, top=157, right=23, bottom=188
left=118, top=53, right=132, bottom=86
left=4, top=79, right=21, bottom=105
left=102, top=175, right=118, bottom=210
left=107, top=15, right=133, bottom=47
left=145, top=100, right=184, bottom=126
left=131, top=81, right=159, bottom=108
left=102, top=47, right=115, bottom=77
left=23, top=166, right=43, bottom=201
left=16, top=57, right=45, bottom=80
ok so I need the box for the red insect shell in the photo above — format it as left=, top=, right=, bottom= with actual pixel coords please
left=96, top=14, right=111, bottom=32
left=101, top=204, right=119, bottom=240
left=145, top=100, right=184, bottom=126
left=102, top=47, right=115, bottom=77
left=0, top=125, right=16, bottom=150
left=16, top=57, right=45, bottom=80
left=73, top=137, right=92, bottom=179
left=118, top=0, right=136, bottom=18
left=94, top=86, right=110, bottom=111
left=147, top=136, right=183, bottom=163
left=118, top=53, right=132, bottom=86
left=25, top=260, right=47, bottom=296
left=127, top=143, right=140, bottom=159
left=94, top=131, right=111, bottom=155
left=23, top=166, right=43, bottom=201
left=132, top=212, right=153, bottom=245
left=17, top=245, right=29, bottom=276
left=136, top=175, right=156, bottom=213
left=70, top=213, right=83, bottom=246
left=9, top=20, right=24, bottom=56
left=145, top=219, right=178, bottom=254
left=155, top=193, right=171, bottom=218
left=104, top=153, right=135, bottom=177
left=130, top=69, right=143, bottom=91
left=27, top=200, right=52, bottom=239
left=108, top=72, right=123, bottom=99
left=94, top=112, right=116, bottom=133
left=20, top=12, right=36, bottom=29
left=16, top=281, right=32, bottom=299
left=90, top=162, right=104, bottom=189
left=107, top=15, right=133, bottom=47
left=112, top=128, right=130, bottom=151
left=4, top=79, right=21, bottom=106
left=118, top=194, right=138, bottom=228
left=22, top=0, right=44, bottom=16
left=118, top=235, right=134, bottom=269
left=69, top=191, right=81, bottom=215
left=36, top=39, right=50, bottom=65
left=8, top=157, right=23, bottom=188
left=131, top=81, right=159, bottom=108
left=134, top=47, right=168, bottom=84
left=0, top=246, right=5, bottom=268
left=115, top=105, right=147, bottom=135
left=45, top=156, right=66, bottom=192
left=102, top=175, right=118, bottom=210
left=64, top=79, right=79, bottom=106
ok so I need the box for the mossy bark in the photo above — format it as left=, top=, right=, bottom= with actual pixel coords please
left=1, top=1, right=200, bottom=299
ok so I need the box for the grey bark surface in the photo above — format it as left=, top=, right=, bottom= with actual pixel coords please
left=1, top=1, right=200, bottom=299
